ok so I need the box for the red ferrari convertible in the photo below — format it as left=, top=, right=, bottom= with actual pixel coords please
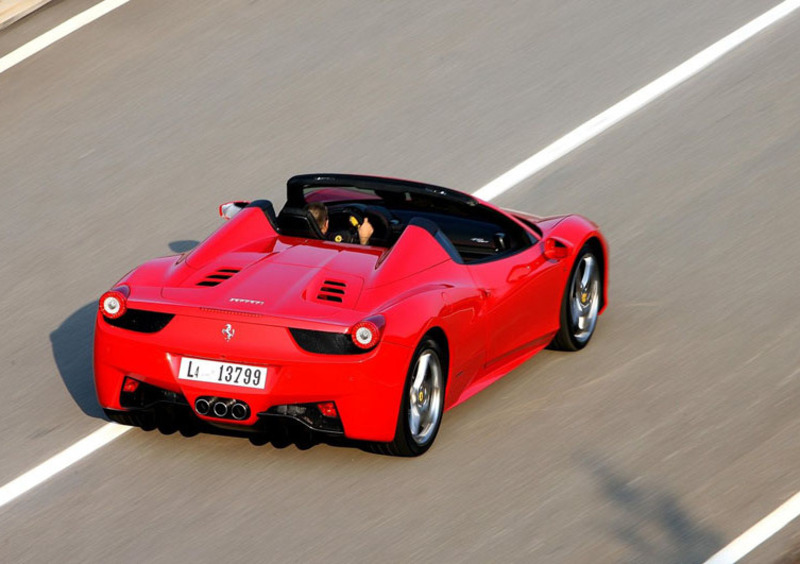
left=94, top=174, right=608, bottom=455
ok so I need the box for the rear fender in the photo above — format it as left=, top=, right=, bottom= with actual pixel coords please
left=378, top=282, right=486, bottom=405
left=380, top=289, right=451, bottom=347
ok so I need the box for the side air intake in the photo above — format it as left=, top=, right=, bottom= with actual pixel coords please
left=197, top=268, right=240, bottom=287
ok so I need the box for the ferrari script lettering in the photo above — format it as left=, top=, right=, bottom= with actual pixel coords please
left=229, top=297, right=264, bottom=306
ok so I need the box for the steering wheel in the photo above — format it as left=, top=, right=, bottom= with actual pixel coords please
left=340, top=206, right=366, bottom=238
left=341, top=206, right=365, bottom=225
left=362, top=205, right=393, bottom=245
left=336, top=204, right=393, bottom=245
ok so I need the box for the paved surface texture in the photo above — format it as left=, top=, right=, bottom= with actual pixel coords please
left=0, top=1, right=798, bottom=562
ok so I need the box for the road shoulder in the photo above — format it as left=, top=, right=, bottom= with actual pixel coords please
left=0, top=0, right=54, bottom=30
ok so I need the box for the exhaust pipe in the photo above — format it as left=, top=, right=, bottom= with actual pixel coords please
left=231, top=401, right=250, bottom=421
left=195, top=397, right=211, bottom=416
left=212, top=398, right=234, bottom=418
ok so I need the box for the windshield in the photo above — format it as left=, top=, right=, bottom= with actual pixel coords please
left=303, top=186, right=382, bottom=204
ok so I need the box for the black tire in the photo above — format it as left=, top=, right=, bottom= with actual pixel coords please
left=373, top=337, right=446, bottom=457
left=549, top=246, right=602, bottom=351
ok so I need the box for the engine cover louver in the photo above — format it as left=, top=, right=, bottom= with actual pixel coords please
left=316, top=279, right=346, bottom=303
left=196, top=268, right=240, bottom=287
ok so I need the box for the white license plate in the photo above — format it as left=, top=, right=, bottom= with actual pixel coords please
left=178, top=357, right=267, bottom=389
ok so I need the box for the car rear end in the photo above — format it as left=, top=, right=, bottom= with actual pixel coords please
left=94, top=289, right=410, bottom=443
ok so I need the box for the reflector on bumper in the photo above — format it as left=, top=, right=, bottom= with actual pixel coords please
left=264, top=402, right=344, bottom=434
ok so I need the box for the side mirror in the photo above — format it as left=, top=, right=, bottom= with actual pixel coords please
left=218, top=201, right=250, bottom=220
left=544, top=237, right=570, bottom=260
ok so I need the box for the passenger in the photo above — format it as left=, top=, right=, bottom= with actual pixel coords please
left=307, top=202, right=373, bottom=245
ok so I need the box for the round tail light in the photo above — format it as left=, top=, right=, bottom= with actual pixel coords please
left=99, top=286, right=129, bottom=319
left=350, top=319, right=381, bottom=350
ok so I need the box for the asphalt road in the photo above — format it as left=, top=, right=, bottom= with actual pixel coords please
left=1, top=1, right=798, bottom=562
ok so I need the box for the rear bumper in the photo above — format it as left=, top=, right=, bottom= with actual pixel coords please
left=103, top=404, right=346, bottom=439
left=94, top=311, right=411, bottom=442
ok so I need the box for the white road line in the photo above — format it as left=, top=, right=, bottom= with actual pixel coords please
left=0, top=424, right=130, bottom=508
left=704, top=492, right=800, bottom=564
left=0, top=0, right=130, bottom=75
left=473, top=0, right=800, bottom=201
left=0, top=6, right=797, bottom=562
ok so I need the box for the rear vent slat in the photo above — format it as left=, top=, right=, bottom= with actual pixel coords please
left=196, top=267, right=241, bottom=287
left=320, top=286, right=345, bottom=295
left=315, top=279, right=348, bottom=304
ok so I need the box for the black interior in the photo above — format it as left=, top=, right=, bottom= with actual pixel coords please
left=277, top=202, right=535, bottom=263
left=273, top=179, right=538, bottom=263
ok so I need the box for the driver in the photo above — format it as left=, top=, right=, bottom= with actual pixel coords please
left=307, top=202, right=373, bottom=245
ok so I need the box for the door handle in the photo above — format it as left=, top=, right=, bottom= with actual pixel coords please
left=507, top=264, right=532, bottom=283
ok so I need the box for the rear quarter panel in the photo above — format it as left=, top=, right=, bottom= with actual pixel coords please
left=360, top=259, right=487, bottom=409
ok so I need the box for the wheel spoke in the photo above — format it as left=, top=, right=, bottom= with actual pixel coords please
left=419, top=405, right=429, bottom=431
left=409, top=403, right=421, bottom=435
left=571, top=297, right=582, bottom=325
left=589, top=279, right=598, bottom=302
left=580, top=256, right=595, bottom=289
left=412, top=352, right=430, bottom=391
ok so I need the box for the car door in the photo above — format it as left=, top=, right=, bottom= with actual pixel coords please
left=468, top=241, right=565, bottom=367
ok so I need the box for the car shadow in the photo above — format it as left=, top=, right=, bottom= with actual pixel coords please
left=580, top=453, right=723, bottom=563
left=51, top=242, right=197, bottom=420
left=50, top=301, right=106, bottom=420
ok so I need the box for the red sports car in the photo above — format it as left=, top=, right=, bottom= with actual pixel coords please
left=94, top=174, right=607, bottom=456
